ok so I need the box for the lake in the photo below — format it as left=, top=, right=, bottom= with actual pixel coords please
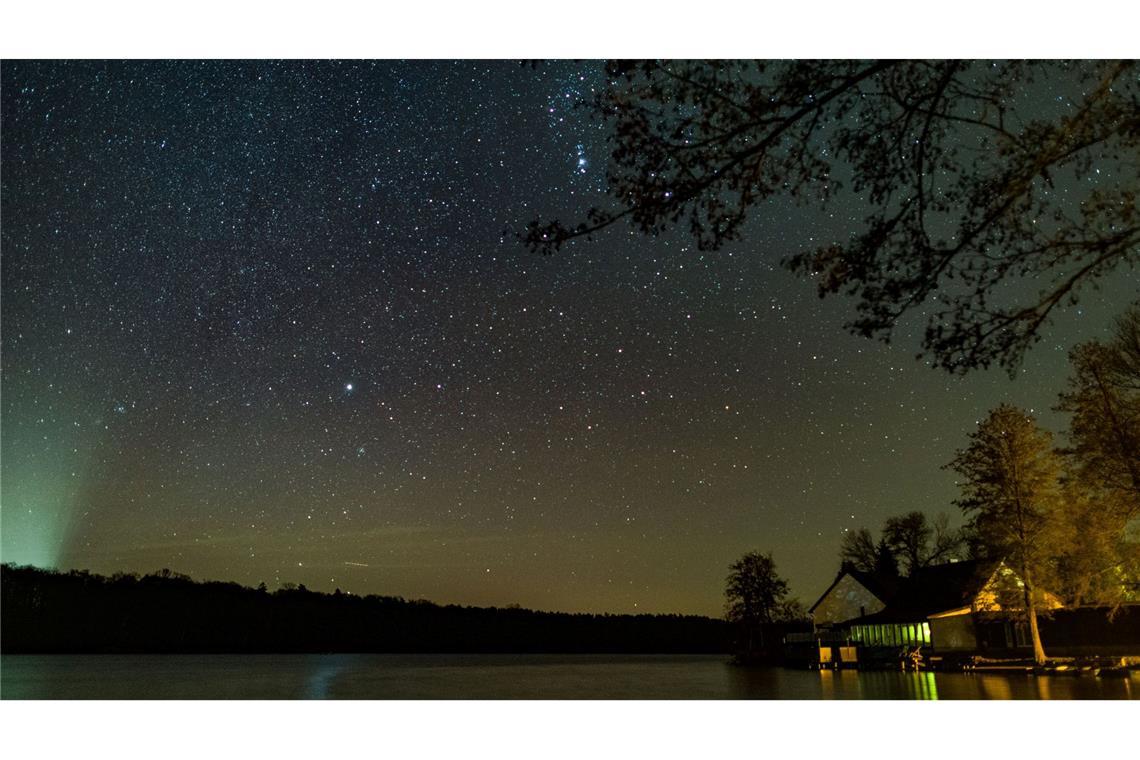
left=1, top=654, right=1136, bottom=699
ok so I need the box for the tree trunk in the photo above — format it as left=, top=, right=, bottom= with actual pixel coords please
left=1023, top=571, right=1047, bottom=665
left=1027, top=599, right=1046, bottom=665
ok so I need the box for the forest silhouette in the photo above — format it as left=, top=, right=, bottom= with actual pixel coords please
left=1, top=563, right=731, bottom=654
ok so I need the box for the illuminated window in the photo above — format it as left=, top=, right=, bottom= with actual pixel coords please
left=921, top=622, right=931, bottom=645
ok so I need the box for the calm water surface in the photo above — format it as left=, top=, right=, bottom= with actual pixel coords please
left=2, top=654, right=1136, bottom=699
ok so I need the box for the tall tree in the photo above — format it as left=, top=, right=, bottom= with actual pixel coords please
left=1053, top=483, right=1139, bottom=608
left=871, top=538, right=900, bottom=581
left=1055, top=303, right=1140, bottom=605
left=839, top=528, right=879, bottom=574
left=724, top=551, right=798, bottom=654
left=842, top=512, right=962, bottom=578
left=883, top=512, right=933, bottom=576
left=883, top=511, right=965, bottom=576
left=840, top=529, right=899, bottom=578
left=524, top=60, right=1139, bottom=374
left=1058, top=303, right=1140, bottom=517
left=948, top=405, right=1066, bottom=664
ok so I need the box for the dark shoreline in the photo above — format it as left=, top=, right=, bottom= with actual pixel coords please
left=1, top=563, right=730, bottom=655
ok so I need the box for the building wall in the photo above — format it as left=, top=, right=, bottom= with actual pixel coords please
left=812, top=574, right=885, bottom=626
left=929, top=614, right=977, bottom=651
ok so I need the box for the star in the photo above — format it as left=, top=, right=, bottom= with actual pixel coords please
left=3, top=59, right=1132, bottom=620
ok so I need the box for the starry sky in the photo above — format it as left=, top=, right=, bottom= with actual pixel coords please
left=2, top=60, right=1136, bottom=616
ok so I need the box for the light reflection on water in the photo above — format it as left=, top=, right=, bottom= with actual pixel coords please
left=1, top=654, right=1136, bottom=700
left=302, top=655, right=355, bottom=700
left=819, top=670, right=940, bottom=700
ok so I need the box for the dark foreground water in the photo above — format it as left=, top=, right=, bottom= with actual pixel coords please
left=2, top=654, right=1136, bottom=699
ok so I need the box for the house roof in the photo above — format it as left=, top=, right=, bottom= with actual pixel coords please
left=807, top=565, right=897, bottom=614
left=844, top=559, right=998, bottom=624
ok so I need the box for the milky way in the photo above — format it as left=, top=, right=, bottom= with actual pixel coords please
left=2, top=60, right=1135, bottom=615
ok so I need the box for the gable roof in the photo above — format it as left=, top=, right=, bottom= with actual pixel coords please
left=808, top=566, right=896, bottom=614
left=844, top=559, right=998, bottom=624
left=892, top=559, right=995, bottom=617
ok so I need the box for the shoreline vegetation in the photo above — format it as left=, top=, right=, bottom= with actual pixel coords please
left=6, top=562, right=1137, bottom=671
left=0, top=563, right=729, bottom=655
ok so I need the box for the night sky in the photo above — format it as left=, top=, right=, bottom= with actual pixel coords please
left=2, top=60, right=1135, bottom=616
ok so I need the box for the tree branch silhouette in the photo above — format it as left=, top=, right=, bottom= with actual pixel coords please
left=522, top=60, right=1139, bottom=374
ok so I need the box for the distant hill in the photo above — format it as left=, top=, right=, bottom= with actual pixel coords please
left=0, top=563, right=729, bottom=654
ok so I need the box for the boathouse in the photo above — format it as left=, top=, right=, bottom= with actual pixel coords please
left=798, top=559, right=1140, bottom=663
left=844, top=560, right=1063, bottom=651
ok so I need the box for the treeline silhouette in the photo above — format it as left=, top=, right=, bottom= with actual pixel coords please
left=0, top=564, right=729, bottom=654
